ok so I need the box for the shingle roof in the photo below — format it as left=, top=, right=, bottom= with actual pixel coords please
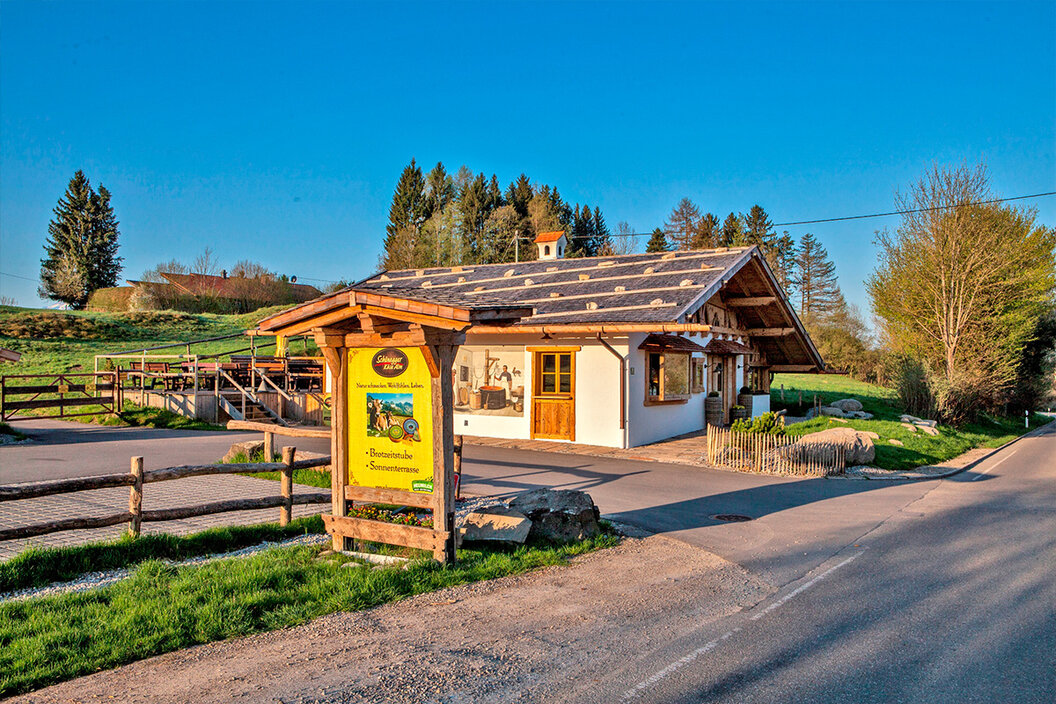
left=356, top=247, right=754, bottom=326
left=638, top=334, right=708, bottom=353
left=704, top=338, right=754, bottom=355
left=534, top=230, right=566, bottom=243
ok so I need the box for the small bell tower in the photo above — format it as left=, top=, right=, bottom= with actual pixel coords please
left=535, top=230, right=567, bottom=260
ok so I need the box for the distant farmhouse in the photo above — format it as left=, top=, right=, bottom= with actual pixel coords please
left=259, top=237, right=823, bottom=448
left=89, top=271, right=321, bottom=313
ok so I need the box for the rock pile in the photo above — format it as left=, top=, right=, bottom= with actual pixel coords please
left=457, top=488, right=602, bottom=544
left=806, top=398, right=874, bottom=421
left=900, top=414, right=940, bottom=436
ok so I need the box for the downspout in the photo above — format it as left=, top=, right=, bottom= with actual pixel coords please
left=596, top=332, right=628, bottom=447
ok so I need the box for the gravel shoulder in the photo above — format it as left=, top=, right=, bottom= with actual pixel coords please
left=15, top=535, right=773, bottom=704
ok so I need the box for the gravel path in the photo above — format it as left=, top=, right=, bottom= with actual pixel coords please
left=0, top=533, right=330, bottom=603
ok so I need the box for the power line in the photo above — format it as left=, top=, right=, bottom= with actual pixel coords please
left=0, top=271, right=38, bottom=282
left=588, top=190, right=1056, bottom=238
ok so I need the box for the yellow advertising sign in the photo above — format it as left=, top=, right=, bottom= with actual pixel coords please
left=347, top=347, right=435, bottom=493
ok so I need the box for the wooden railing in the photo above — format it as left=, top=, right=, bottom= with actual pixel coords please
left=0, top=448, right=332, bottom=542
left=705, top=428, right=845, bottom=477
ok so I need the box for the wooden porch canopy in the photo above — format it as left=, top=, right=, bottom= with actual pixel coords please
left=255, top=287, right=531, bottom=563
left=638, top=333, right=708, bottom=353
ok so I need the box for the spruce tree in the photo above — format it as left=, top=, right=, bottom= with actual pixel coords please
left=505, top=174, right=533, bottom=217
left=646, top=227, right=669, bottom=253
left=593, top=206, right=612, bottom=256
left=692, top=212, right=720, bottom=249
left=382, top=160, right=428, bottom=268
left=39, top=171, right=122, bottom=309
left=425, top=162, right=455, bottom=216
left=794, top=232, right=844, bottom=315
left=664, top=198, right=702, bottom=250
left=743, top=204, right=776, bottom=250
left=720, top=212, right=744, bottom=246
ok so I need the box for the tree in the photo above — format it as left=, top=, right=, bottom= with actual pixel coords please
left=719, top=212, right=744, bottom=246
left=424, top=162, right=455, bottom=216
left=478, top=205, right=521, bottom=263
left=646, top=227, right=669, bottom=253
left=506, top=174, right=533, bottom=217
left=611, top=221, right=638, bottom=255
left=794, top=232, right=843, bottom=315
left=382, top=160, right=428, bottom=268
left=691, top=212, right=720, bottom=249
left=664, top=198, right=701, bottom=250
left=191, top=247, right=220, bottom=276
left=867, top=163, right=1056, bottom=421
left=527, top=192, right=565, bottom=241
left=743, top=204, right=776, bottom=250
left=593, top=206, right=613, bottom=256
left=767, top=231, right=797, bottom=296
left=39, top=171, right=122, bottom=309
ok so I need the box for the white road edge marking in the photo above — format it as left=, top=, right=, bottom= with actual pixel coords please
left=971, top=450, right=1016, bottom=481
left=622, top=551, right=864, bottom=700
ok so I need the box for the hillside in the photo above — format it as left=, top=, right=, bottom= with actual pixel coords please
left=771, top=373, right=1045, bottom=471
left=0, top=305, right=290, bottom=376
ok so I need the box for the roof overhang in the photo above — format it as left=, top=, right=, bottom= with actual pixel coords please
left=638, top=333, right=708, bottom=353
left=256, top=288, right=533, bottom=338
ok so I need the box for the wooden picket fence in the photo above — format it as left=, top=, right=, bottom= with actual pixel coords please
left=705, top=427, right=846, bottom=477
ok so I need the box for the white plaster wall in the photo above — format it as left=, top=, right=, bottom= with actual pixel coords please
left=626, top=332, right=711, bottom=447
left=453, top=333, right=627, bottom=448
left=751, top=393, right=771, bottom=418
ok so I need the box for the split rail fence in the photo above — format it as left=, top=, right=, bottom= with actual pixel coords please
left=1, top=371, right=121, bottom=422
left=0, top=448, right=332, bottom=543
left=705, top=427, right=846, bottom=477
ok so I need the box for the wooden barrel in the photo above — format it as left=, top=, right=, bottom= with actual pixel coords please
left=705, top=395, right=724, bottom=427
left=737, top=391, right=754, bottom=418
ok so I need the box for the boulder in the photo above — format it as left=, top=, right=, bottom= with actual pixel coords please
left=509, top=488, right=602, bottom=543
left=820, top=406, right=848, bottom=418
left=919, top=425, right=940, bottom=436
left=223, top=440, right=264, bottom=463
left=799, top=427, right=877, bottom=465
left=900, top=414, right=938, bottom=428
left=889, top=439, right=904, bottom=446
left=901, top=423, right=918, bottom=433
left=848, top=411, right=874, bottom=420
left=460, top=507, right=532, bottom=544
left=831, top=398, right=864, bottom=413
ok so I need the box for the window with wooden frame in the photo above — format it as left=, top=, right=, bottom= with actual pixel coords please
left=646, top=351, right=690, bottom=403
left=534, top=350, right=574, bottom=396
left=691, top=357, right=706, bottom=393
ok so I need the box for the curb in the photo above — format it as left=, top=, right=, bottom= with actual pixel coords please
left=848, top=419, right=1055, bottom=481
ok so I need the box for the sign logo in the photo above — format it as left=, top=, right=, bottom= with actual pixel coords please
left=371, top=348, right=409, bottom=377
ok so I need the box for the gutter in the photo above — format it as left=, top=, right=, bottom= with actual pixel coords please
left=596, top=333, right=628, bottom=443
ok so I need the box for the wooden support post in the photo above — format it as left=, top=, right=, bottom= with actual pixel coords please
left=129, top=456, right=144, bottom=538
left=264, top=431, right=275, bottom=463
left=329, top=346, right=349, bottom=551
left=453, top=434, right=463, bottom=500
left=280, top=445, right=295, bottom=526
left=430, top=343, right=458, bottom=564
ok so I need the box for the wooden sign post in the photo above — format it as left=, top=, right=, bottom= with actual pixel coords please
left=256, top=289, right=530, bottom=565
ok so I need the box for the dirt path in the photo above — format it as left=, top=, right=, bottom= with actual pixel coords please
left=16, top=536, right=773, bottom=704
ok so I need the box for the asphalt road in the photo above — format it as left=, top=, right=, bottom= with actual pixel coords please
left=5, top=419, right=1054, bottom=702
left=565, top=422, right=1056, bottom=703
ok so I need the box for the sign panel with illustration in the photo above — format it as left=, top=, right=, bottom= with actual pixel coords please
left=347, top=347, right=435, bottom=493
left=452, top=345, right=525, bottom=417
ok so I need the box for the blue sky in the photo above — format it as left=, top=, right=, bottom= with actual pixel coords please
left=2, top=0, right=1054, bottom=315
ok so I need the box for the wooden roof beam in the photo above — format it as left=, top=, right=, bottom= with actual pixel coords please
left=747, top=327, right=795, bottom=337
left=726, top=296, right=777, bottom=307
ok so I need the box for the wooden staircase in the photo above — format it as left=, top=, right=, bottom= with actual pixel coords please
left=218, top=390, right=288, bottom=426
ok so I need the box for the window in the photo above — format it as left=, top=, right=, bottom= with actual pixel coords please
left=535, top=351, right=573, bottom=396
left=646, top=351, right=690, bottom=403
left=691, top=357, right=705, bottom=393
left=544, top=245, right=551, bottom=256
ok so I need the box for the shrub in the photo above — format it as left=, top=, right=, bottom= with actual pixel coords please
left=731, top=411, right=787, bottom=435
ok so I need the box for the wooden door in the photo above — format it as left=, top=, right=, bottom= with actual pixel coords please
left=531, top=350, right=575, bottom=441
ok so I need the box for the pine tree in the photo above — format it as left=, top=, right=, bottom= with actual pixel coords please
left=566, top=204, right=592, bottom=258
left=794, top=232, right=844, bottom=315
left=646, top=227, right=669, bottom=253
left=39, top=171, right=122, bottom=309
left=692, top=212, right=720, bottom=248
left=767, top=231, right=797, bottom=296
left=486, top=174, right=505, bottom=210
left=720, top=212, right=744, bottom=246
left=664, top=198, right=702, bottom=250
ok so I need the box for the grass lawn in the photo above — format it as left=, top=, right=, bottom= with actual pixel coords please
left=771, top=374, right=1048, bottom=471
left=226, top=449, right=334, bottom=489
left=82, top=403, right=228, bottom=431
left=0, top=519, right=617, bottom=696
